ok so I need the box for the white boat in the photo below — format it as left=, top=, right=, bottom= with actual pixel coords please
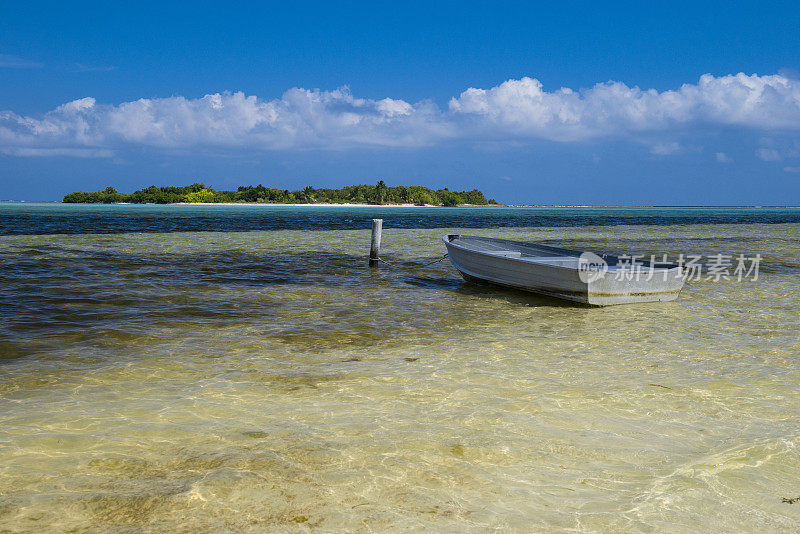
left=442, top=234, right=684, bottom=306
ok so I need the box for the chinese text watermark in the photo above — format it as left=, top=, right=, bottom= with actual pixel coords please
left=578, top=252, right=762, bottom=283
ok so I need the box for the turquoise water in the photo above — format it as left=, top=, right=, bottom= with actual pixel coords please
left=2, top=202, right=800, bottom=235
left=1, top=204, right=799, bottom=531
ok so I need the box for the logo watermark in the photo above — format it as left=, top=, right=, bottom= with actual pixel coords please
left=578, top=252, right=609, bottom=283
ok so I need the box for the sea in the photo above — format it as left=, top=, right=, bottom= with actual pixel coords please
left=1, top=202, right=799, bottom=532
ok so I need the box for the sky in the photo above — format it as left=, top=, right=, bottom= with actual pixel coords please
left=1, top=1, right=799, bottom=204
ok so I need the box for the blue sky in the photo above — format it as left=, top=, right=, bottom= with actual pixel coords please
left=1, top=1, right=799, bottom=204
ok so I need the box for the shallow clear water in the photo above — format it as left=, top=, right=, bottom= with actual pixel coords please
left=1, top=205, right=799, bottom=531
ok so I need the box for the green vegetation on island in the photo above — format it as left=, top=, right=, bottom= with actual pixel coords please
left=63, top=181, right=498, bottom=206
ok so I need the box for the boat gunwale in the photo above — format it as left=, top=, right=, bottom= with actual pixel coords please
left=443, top=234, right=681, bottom=272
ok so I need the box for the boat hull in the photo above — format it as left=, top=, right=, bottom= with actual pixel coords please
left=443, top=235, right=684, bottom=306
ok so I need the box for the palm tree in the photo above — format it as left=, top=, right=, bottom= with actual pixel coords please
left=375, top=180, right=386, bottom=205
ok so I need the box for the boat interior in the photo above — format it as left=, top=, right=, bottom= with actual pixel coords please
left=446, top=234, right=678, bottom=270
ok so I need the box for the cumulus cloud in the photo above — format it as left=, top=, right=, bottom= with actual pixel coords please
left=716, top=152, right=731, bottom=163
left=448, top=73, right=800, bottom=139
left=2, top=72, right=800, bottom=157
left=1, top=88, right=450, bottom=154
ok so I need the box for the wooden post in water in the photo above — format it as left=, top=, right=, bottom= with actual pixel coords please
left=369, top=218, right=383, bottom=267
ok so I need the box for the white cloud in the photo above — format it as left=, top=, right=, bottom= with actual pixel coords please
left=784, top=166, right=800, bottom=173
left=0, top=54, right=42, bottom=69
left=74, top=63, right=116, bottom=73
left=1, top=88, right=452, bottom=155
left=0, top=147, right=113, bottom=158
left=58, top=97, right=97, bottom=113
left=448, top=73, right=800, bottom=139
left=756, top=148, right=781, bottom=161
left=650, top=142, right=682, bottom=155
left=2, top=72, right=800, bottom=157
left=716, top=152, right=731, bottom=163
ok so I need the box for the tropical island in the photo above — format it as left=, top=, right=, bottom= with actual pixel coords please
left=63, top=182, right=498, bottom=206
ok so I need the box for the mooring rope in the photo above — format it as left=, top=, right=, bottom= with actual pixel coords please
left=376, top=253, right=448, bottom=267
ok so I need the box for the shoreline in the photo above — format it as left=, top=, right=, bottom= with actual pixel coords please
left=3, top=201, right=800, bottom=209
left=170, top=202, right=498, bottom=208
left=65, top=203, right=800, bottom=209
left=179, top=203, right=659, bottom=208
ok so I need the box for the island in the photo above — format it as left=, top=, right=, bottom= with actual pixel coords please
left=62, top=182, right=498, bottom=206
